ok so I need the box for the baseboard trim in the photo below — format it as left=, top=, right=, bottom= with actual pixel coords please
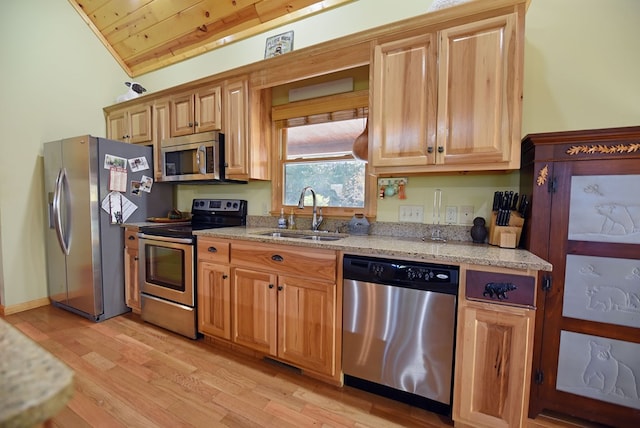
left=1, top=298, right=51, bottom=316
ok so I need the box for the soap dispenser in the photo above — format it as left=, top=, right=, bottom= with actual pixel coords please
left=288, top=209, right=296, bottom=230
left=277, top=208, right=287, bottom=229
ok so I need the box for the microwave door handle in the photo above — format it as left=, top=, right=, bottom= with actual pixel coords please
left=197, top=145, right=206, bottom=174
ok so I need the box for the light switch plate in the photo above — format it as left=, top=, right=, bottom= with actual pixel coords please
left=399, top=205, right=424, bottom=223
left=445, top=206, right=457, bottom=224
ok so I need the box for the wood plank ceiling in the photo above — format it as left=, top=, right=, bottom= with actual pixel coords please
left=68, top=0, right=355, bottom=77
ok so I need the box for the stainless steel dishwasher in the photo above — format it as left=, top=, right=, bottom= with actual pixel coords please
left=342, top=254, right=459, bottom=416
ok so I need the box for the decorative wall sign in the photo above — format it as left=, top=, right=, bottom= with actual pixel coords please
left=264, top=31, right=294, bottom=58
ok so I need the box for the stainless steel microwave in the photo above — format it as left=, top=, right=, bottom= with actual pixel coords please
left=161, top=131, right=226, bottom=182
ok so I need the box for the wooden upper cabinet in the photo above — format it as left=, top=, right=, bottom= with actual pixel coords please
left=152, top=98, right=170, bottom=180
left=371, top=33, right=437, bottom=167
left=106, top=104, right=152, bottom=144
left=436, top=12, right=522, bottom=168
left=223, top=77, right=250, bottom=179
left=371, top=6, right=525, bottom=174
left=170, top=85, right=222, bottom=137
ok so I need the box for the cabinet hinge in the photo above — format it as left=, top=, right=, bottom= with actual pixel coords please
left=535, top=369, right=544, bottom=384
left=542, top=275, right=552, bottom=292
left=547, top=177, right=558, bottom=193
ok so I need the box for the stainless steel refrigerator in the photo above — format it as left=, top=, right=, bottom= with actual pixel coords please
left=43, top=135, right=173, bottom=321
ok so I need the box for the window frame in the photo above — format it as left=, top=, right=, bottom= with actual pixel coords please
left=270, top=90, right=376, bottom=220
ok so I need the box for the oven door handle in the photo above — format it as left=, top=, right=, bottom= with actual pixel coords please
left=137, top=233, right=194, bottom=244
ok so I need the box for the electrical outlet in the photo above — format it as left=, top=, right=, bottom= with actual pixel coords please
left=399, top=205, right=424, bottom=223
left=445, top=206, right=458, bottom=224
left=460, top=205, right=474, bottom=225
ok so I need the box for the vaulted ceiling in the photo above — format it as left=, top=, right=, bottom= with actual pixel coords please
left=68, top=0, right=355, bottom=77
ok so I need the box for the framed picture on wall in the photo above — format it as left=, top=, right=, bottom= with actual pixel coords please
left=264, top=31, right=294, bottom=59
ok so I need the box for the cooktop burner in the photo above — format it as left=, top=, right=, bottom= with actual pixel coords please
left=140, top=199, right=247, bottom=239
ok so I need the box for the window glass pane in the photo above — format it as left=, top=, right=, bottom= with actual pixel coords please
left=286, top=118, right=366, bottom=159
left=284, top=161, right=365, bottom=207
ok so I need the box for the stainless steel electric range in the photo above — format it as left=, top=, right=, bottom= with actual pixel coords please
left=137, top=199, right=247, bottom=338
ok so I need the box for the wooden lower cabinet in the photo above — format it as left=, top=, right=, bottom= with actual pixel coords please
left=197, top=238, right=231, bottom=339
left=123, top=227, right=141, bottom=313
left=198, top=261, right=231, bottom=340
left=232, top=267, right=277, bottom=355
left=453, top=266, right=536, bottom=428
left=197, top=238, right=340, bottom=381
left=277, top=275, right=336, bottom=375
left=454, top=301, right=534, bottom=428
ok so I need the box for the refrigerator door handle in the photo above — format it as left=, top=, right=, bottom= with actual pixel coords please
left=196, top=145, right=206, bottom=174
left=52, top=168, right=70, bottom=255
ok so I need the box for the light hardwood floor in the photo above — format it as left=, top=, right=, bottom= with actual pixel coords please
left=4, top=306, right=602, bottom=427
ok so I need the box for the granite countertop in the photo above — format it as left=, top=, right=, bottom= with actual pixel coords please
left=194, top=227, right=552, bottom=272
left=0, top=318, right=74, bottom=427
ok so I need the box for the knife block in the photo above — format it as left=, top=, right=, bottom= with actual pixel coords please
left=488, top=211, right=524, bottom=248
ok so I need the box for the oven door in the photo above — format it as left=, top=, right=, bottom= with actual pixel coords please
left=138, top=235, right=194, bottom=307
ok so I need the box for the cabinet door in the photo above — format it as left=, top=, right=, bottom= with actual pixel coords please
left=106, top=108, right=128, bottom=142
left=277, top=275, right=336, bottom=376
left=529, top=158, right=640, bottom=426
left=454, top=301, right=534, bottom=428
left=224, top=78, right=249, bottom=178
left=437, top=13, right=521, bottom=167
left=198, top=261, right=231, bottom=339
left=371, top=34, right=437, bottom=167
left=153, top=99, right=170, bottom=180
left=127, top=104, right=152, bottom=144
left=170, top=93, right=196, bottom=137
left=195, top=86, right=222, bottom=133
left=123, top=228, right=140, bottom=313
left=232, top=267, right=277, bottom=355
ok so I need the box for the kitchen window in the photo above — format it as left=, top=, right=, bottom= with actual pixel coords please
left=271, top=91, right=374, bottom=219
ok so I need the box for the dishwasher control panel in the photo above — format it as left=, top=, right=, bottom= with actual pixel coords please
left=344, top=255, right=459, bottom=295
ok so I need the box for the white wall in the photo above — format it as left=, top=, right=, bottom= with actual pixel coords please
left=1, top=0, right=639, bottom=308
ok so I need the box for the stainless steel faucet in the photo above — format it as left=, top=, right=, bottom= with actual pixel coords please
left=297, top=186, right=323, bottom=231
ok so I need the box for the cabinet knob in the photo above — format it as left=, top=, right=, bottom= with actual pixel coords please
left=437, top=146, right=444, bottom=153
left=427, top=147, right=434, bottom=154
left=207, top=246, right=217, bottom=253
left=188, top=122, right=194, bottom=127
left=222, top=274, right=228, bottom=279
left=271, top=254, right=284, bottom=262
left=128, top=235, right=135, bottom=240
left=194, top=121, right=199, bottom=126
left=277, top=285, right=283, bottom=291
left=269, top=283, right=274, bottom=289
left=134, top=257, right=138, bottom=261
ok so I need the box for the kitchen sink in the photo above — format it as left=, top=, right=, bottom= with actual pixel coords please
left=257, top=231, right=306, bottom=238
left=299, top=235, right=343, bottom=241
left=254, top=230, right=347, bottom=241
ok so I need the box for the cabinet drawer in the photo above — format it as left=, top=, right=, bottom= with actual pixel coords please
left=124, top=228, right=139, bottom=250
left=197, top=238, right=230, bottom=263
left=231, top=242, right=336, bottom=282
left=466, top=270, right=535, bottom=308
